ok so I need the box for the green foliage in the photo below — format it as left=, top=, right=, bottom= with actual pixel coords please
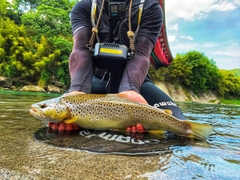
left=187, top=51, right=221, bottom=94
left=218, top=70, right=240, bottom=98
left=0, top=17, right=35, bottom=79
left=4, top=0, right=23, bottom=25
left=164, top=53, right=193, bottom=86
left=20, top=0, right=72, bottom=41
left=0, top=0, right=74, bottom=88
left=38, top=69, right=50, bottom=87
left=165, top=51, right=222, bottom=95
left=0, top=0, right=9, bottom=17
left=229, top=68, right=240, bottom=78
left=148, top=66, right=166, bottom=82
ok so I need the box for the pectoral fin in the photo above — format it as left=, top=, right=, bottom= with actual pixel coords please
left=64, top=117, right=78, bottom=124
left=117, top=93, right=128, bottom=99
left=148, top=129, right=167, bottom=139
left=148, top=129, right=166, bottom=134
left=162, top=109, right=173, bottom=115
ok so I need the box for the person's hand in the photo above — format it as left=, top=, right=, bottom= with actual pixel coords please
left=62, top=90, right=85, bottom=97
left=119, top=90, right=148, bottom=104
left=119, top=90, right=147, bottom=133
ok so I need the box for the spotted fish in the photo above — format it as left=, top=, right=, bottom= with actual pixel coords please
left=29, top=94, right=213, bottom=139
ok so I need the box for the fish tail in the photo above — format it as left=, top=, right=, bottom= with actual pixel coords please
left=184, top=121, right=213, bottom=140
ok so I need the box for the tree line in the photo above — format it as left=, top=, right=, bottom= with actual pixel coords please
left=0, top=0, right=76, bottom=87
left=1, top=0, right=239, bottom=98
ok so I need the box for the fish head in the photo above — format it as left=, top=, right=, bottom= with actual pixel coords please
left=29, top=97, right=71, bottom=123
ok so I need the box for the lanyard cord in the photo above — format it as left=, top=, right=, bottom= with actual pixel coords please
left=87, top=0, right=135, bottom=55
left=87, top=0, right=106, bottom=52
left=127, top=0, right=135, bottom=55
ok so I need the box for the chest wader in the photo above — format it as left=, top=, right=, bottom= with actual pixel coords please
left=87, top=0, right=145, bottom=93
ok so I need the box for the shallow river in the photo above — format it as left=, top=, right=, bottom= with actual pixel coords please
left=0, top=91, right=239, bottom=179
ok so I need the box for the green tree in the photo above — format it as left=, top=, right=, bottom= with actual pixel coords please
left=229, top=68, right=240, bottom=78
left=32, top=36, right=61, bottom=87
left=53, top=36, right=72, bottom=84
left=0, top=12, right=71, bottom=86
left=14, top=0, right=41, bottom=10
left=0, top=0, right=9, bottom=17
left=17, top=0, right=74, bottom=87
left=164, top=53, right=193, bottom=86
left=0, top=16, right=36, bottom=79
left=164, top=51, right=221, bottom=95
left=3, top=0, right=75, bottom=87
left=184, top=51, right=220, bottom=94
left=218, top=70, right=240, bottom=98
left=20, top=0, right=73, bottom=41
left=149, top=66, right=166, bottom=82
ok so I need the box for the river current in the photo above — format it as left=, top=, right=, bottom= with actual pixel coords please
left=0, top=91, right=239, bottom=179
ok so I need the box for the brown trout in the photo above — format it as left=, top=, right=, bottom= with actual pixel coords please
left=29, top=94, right=213, bottom=139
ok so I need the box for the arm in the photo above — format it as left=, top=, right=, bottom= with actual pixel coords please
left=68, top=1, right=93, bottom=93
left=69, top=27, right=93, bottom=93
left=119, top=2, right=163, bottom=93
left=118, top=36, right=153, bottom=93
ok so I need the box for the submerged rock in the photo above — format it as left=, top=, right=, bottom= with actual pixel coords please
left=20, top=85, right=46, bottom=92
left=47, top=85, right=61, bottom=94
left=54, top=81, right=65, bottom=88
left=0, top=76, right=12, bottom=88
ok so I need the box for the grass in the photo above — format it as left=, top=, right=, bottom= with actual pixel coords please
left=220, top=99, right=240, bottom=105
left=0, top=89, right=60, bottom=97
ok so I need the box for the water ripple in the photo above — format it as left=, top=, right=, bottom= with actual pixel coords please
left=0, top=93, right=239, bottom=179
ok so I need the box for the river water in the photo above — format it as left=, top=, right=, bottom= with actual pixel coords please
left=0, top=91, right=239, bottom=179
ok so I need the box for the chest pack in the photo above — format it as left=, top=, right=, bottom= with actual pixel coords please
left=90, top=0, right=172, bottom=69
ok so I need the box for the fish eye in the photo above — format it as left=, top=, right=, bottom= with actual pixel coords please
left=39, top=103, right=47, bottom=109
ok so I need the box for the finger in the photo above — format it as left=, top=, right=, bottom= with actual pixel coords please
left=58, top=122, right=66, bottom=131
left=136, top=123, right=145, bottom=132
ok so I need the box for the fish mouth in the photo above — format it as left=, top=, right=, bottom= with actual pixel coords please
left=29, top=106, right=46, bottom=119
left=29, top=106, right=60, bottom=123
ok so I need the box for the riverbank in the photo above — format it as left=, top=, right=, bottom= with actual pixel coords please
left=154, top=82, right=221, bottom=104
left=0, top=88, right=239, bottom=106
left=156, top=82, right=240, bottom=105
